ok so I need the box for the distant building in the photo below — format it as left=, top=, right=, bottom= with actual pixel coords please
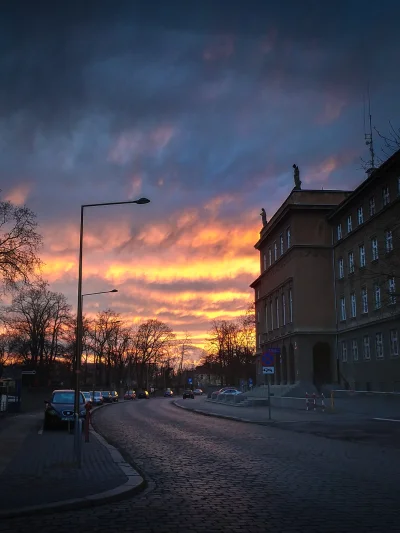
left=328, top=150, right=400, bottom=392
left=251, top=151, right=400, bottom=392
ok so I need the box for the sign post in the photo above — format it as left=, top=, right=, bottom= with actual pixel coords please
left=262, top=348, right=280, bottom=421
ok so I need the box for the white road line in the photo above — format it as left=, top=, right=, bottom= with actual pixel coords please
left=38, top=427, right=43, bottom=434
left=373, top=417, right=400, bottom=423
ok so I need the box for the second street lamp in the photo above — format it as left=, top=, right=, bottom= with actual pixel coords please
left=73, top=197, right=150, bottom=467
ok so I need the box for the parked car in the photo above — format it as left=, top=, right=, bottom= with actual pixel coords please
left=101, top=391, right=112, bottom=403
left=124, top=390, right=136, bottom=400
left=44, top=389, right=86, bottom=430
left=193, top=388, right=203, bottom=395
left=137, top=390, right=149, bottom=399
left=164, top=388, right=174, bottom=397
left=82, top=391, right=92, bottom=403
left=219, top=388, right=241, bottom=396
left=183, top=389, right=195, bottom=399
left=110, top=391, right=119, bottom=402
left=92, top=391, right=103, bottom=405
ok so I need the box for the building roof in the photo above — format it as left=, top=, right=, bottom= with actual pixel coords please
left=327, top=148, right=400, bottom=220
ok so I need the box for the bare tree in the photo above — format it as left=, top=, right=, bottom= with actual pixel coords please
left=0, top=200, right=42, bottom=291
left=133, top=319, right=176, bottom=388
left=1, top=280, right=72, bottom=379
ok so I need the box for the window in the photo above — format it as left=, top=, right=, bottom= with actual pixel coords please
left=363, top=335, right=371, bottom=360
left=257, top=310, right=260, bottom=323
left=369, top=197, right=375, bottom=217
left=282, top=293, right=286, bottom=326
left=263, top=254, right=267, bottom=271
left=258, top=334, right=262, bottom=348
left=350, top=292, right=356, bottom=318
left=257, top=289, right=260, bottom=300
left=361, top=287, right=368, bottom=313
left=388, top=277, right=396, bottom=305
left=338, top=258, right=344, bottom=279
left=340, top=296, right=346, bottom=321
left=347, top=215, right=352, bottom=233
left=359, top=244, right=366, bottom=268
left=337, top=224, right=342, bottom=240
left=289, top=289, right=293, bottom=322
left=375, top=332, right=384, bottom=359
left=390, top=330, right=399, bottom=357
left=357, top=206, right=364, bottom=225
left=270, top=301, right=273, bottom=330
left=280, top=234, right=284, bottom=255
left=265, top=303, right=268, bottom=332
left=341, top=341, right=348, bottom=362
left=348, top=251, right=354, bottom=274
left=286, top=227, right=291, bottom=248
left=268, top=248, right=272, bottom=266
left=385, top=230, right=393, bottom=253
left=371, top=237, right=378, bottom=261
left=382, top=185, right=390, bottom=206
left=374, top=283, right=381, bottom=309
left=275, top=297, right=279, bottom=328
left=352, top=339, right=359, bottom=361
left=274, top=242, right=277, bottom=261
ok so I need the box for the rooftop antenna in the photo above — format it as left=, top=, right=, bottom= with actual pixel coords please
left=364, top=83, right=376, bottom=176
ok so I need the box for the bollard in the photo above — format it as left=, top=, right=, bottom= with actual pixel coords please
left=321, top=393, right=325, bottom=412
left=84, top=401, right=92, bottom=443
left=312, top=392, right=316, bottom=411
left=305, top=392, right=309, bottom=411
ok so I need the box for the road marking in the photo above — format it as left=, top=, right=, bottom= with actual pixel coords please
left=38, top=427, right=43, bottom=434
left=373, top=417, right=400, bottom=423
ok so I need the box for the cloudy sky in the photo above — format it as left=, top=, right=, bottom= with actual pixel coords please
left=1, top=0, right=399, bottom=347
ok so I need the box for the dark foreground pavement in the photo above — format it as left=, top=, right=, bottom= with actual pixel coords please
left=1, top=397, right=399, bottom=533
left=0, top=406, right=142, bottom=517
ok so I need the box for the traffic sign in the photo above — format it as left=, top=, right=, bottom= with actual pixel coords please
left=261, top=352, right=274, bottom=366
left=267, top=347, right=281, bottom=355
left=248, top=378, right=253, bottom=384
left=21, top=370, right=36, bottom=375
left=263, top=366, right=275, bottom=375
left=188, top=378, right=192, bottom=384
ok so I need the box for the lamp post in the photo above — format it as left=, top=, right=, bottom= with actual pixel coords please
left=73, top=197, right=150, bottom=467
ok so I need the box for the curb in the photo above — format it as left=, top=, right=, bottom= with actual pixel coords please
left=0, top=401, right=146, bottom=519
left=172, top=400, right=276, bottom=426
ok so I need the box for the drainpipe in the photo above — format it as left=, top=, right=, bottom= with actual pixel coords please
left=331, top=226, right=339, bottom=385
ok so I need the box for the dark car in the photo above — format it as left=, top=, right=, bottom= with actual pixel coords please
left=44, top=389, right=86, bottom=430
left=101, top=391, right=112, bottom=403
left=124, top=390, right=136, bottom=400
left=110, top=391, right=119, bottom=402
left=183, top=389, right=194, bottom=399
left=164, top=388, right=174, bottom=397
left=137, top=390, right=149, bottom=399
left=92, top=391, right=103, bottom=405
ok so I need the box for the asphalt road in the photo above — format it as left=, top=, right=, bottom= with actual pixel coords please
left=1, top=398, right=400, bottom=533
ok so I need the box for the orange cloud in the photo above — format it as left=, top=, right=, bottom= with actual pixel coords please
left=3, top=183, right=31, bottom=206
left=315, top=95, right=347, bottom=125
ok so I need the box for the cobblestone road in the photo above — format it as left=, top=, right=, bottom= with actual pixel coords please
left=1, top=398, right=399, bottom=533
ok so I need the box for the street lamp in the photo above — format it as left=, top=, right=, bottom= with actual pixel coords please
left=73, top=197, right=150, bottom=467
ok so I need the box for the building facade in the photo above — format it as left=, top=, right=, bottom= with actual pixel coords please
left=251, top=151, right=400, bottom=392
left=328, top=152, right=400, bottom=392
left=251, top=188, right=350, bottom=388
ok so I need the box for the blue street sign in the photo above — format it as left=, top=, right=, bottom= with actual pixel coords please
left=261, top=352, right=274, bottom=366
left=268, top=348, right=281, bottom=354
left=248, top=378, right=253, bottom=384
left=188, top=378, right=192, bottom=384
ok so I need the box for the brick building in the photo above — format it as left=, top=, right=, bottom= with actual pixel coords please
left=250, top=185, right=350, bottom=388
left=328, top=151, right=400, bottom=392
left=251, top=151, right=400, bottom=392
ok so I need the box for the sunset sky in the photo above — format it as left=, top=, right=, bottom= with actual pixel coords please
left=1, top=1, right=400, bottom=347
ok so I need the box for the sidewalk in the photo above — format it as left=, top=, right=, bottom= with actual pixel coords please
left=0, top=405, right=144, bottom=518
left=174, top=396, right=342, bottom=424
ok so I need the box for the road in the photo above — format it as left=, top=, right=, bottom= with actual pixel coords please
left=1, top=398, right=400, bottom=533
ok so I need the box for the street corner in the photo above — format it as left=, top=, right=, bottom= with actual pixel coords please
left=0, top=415, right=146, bottom=520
